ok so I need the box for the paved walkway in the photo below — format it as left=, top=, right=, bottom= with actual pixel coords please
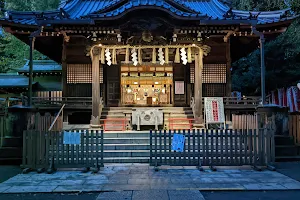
left=0, top=164, right=300, bottom=194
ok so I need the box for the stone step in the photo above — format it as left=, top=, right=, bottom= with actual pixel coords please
left=104, top=132, right=150, bottom=138
left=104, top=150, right=149, bottom=157
left=103, top=144, right=244, bottom=151
left=0, top=147, right=22, bottom=158
left=103, top=107, right=192, bottom=111
left=275, top=145, right=299, bottom=157
left=275, top=156, right=300, bottom=162
left=104, top=138, right=150, bottom=144
left=103, top=157, right=149, bottom=163
left=275, top=135, right=295, bottom=146
left=104, top=144, right=150, bottom=150
left=1, top=136, right=22, bottom=147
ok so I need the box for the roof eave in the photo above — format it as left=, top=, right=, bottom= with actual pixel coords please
left=200, top=19, right=258, bottom=25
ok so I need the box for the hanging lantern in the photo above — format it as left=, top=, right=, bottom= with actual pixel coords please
left=131, top=48, right=138, bottom=66
left=180, top=47, right=187, bottom=65
left=105, top=48, right=111, bottom=66
left=158, top=48, right=165, bottom=65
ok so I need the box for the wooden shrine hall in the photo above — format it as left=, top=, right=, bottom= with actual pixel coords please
left=0, top=0, right=296, bottom=128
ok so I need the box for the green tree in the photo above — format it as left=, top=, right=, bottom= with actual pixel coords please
left=0, top=0, right=59, bottom=73
left=291, top=0, right=300, bottom=13
left=232, top=19, right=300, bottom=95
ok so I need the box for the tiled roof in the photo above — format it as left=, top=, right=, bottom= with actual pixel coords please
left=0, top=75, right=36, bottom=88
left=0, top=0, right=295, bottom=26
left=18, top=60, right=62, bottom=74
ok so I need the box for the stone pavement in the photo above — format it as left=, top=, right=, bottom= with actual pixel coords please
left=0, top=164, right=300, bottom=194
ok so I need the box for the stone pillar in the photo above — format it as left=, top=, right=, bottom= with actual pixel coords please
left=194, top=49, right=204, bottom=124
left=90, top=47, right=101, bottom=127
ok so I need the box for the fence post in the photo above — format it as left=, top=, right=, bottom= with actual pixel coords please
left=150, top=129, right=152, bottom=166
left=267, top=125, right=276, bottom=171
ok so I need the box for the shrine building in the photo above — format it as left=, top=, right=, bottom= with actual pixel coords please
left=0, top=0, right=296, bottom=129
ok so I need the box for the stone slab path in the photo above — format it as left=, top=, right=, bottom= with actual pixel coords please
left=1, top=164, right=300, bottom=194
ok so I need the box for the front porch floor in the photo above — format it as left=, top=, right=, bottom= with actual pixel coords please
left=1, top=164, right=300, bottom=193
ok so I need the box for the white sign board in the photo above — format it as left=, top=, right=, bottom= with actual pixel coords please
left=63, top=131, right=81, bottom=145
left=175, top=81, right=184, bottom=95
left=171, top=134, right=185, bottom=152
left=204, top=97, right=225, bottom=124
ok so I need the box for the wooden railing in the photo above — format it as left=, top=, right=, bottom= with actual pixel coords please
left=288, top=114, right=300, bottom=145
left=232, top=114, right=258, bottom=131
left=31, top=97, right=92, bottom=107
left=0, top=112, right=6, bottom=148
left=169, top=118, right=194, bottom=130
left=222, top=96, right=261, bottom=105
left=20, top=96, right=262, bottom=109
left=102, top=118, right=128, bottom=131
left=150, top=128, right=275, bottom=168
left=190, top=97, right=196, bottom=118
left=22, top=130, right=104, bottom=172
left=48, top=104, right=65, bottom=131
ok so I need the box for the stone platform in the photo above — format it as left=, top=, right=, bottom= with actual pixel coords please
left=1, top=164, right=300, bottom=193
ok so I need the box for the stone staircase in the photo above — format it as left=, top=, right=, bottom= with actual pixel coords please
left=100, top=107, right=195, bottom=131
left=275, top=135, right=300, bottom=162
left=0, top=136, right=22, bottom=164
left=103, top=132, right=150, bottom=163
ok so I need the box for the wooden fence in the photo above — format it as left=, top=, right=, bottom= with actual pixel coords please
left=22, top=130, right=104, bottom=172
left=0, top=113, right=6, bottom=147
left=288, top=114, right=300, bottom=145
left=35, top=113, right=63, bottom=131
left=150, top=129, right=275, bottom=168
left=232, top=114, right=258, bottom=130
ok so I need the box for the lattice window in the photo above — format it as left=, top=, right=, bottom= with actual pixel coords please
left=67, top=64, right=103, bottom=83
left=190, top=64, right=227, bottom=84
left=203, top=84, right=226, bottom=97
left=35, top=91, right=62, bottom=98
left=190, top=64, right=195, bottom=83
left=203, top=64, right=226, bottom=83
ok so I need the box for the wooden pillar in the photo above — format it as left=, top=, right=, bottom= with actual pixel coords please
left=90, top=47, right=101, bottom=127
left=62, top=40, right=67, bottom=97
left=194, top=49, right=204, bottom=124
left=28, top=36, right=34, bottom=106
left=260, top=36, right=266, bottom=104
left=226, top=38, right=232, bottom=96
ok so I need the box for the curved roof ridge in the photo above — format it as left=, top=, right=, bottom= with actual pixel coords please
left=85, top=0, right=205, bottom=19
left=212, top=0, right=230, bottom=12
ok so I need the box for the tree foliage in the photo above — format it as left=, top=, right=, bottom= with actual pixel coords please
left=0, top=0, right=59, bottom=73
left=232, top=18, right=300, bottom=95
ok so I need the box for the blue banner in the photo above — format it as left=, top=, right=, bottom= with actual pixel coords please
left=63, top=131, right=81, bottom=145
left=171, top=134, right=185, bottom=152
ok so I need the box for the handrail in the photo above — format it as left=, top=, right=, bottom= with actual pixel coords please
left=190, top=97, right=195, bottom=118
left=48, top=104, right=65, bottom=131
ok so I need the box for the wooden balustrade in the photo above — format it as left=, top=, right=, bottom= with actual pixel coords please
left=288, top=114, right=300, bottom=145
left=232, top=114, right=258, bottom=131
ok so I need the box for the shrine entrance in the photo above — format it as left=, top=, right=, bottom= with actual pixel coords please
left=120, top=64, right=173, bottom=106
